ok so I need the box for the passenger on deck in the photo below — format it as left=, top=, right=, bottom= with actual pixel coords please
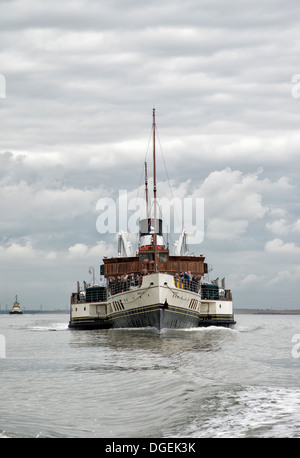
left=174, top=272, right=200, bottom=292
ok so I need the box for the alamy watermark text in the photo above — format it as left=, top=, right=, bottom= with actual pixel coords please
left=96, top=190, right=204, bottom=244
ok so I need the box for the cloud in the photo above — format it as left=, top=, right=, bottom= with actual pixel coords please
left=266, top=217, right=300, bottom=236
left=198, top=168, right=267, bottom=220
left=189, top=167, right=291, bottom=241
left=1, top=0, right=300, bottom=308
left=267, top=266, right=300, bottom=287
left=0, top=241, right=36, bottom=260
left=292, top=219, right=300, bottom=233
left=68, top=243, right=89, bottom=258
left=236, top=273, right=266, bottom=290
left=206, top=219, right=248, bottom=240
left=266, top=219, right=290, bottom=236
left=68, top=240, right=115, bottom=259
left=265, top=238, right=300, bottom=256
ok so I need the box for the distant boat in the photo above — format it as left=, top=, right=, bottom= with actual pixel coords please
left=9, top=295, right=23, bottom=315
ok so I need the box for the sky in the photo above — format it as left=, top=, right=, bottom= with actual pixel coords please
left=1, top=0, right=300, bottom=310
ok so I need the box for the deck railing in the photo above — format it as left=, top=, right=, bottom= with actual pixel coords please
left=107, top=275, right=232, bottom=301
left=72, top=275, right=232, bottom=303
left=108, top=277, right=142, bottom=297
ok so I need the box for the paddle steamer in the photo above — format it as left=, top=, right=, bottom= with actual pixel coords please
left=69, top=110, right=235, bottom=331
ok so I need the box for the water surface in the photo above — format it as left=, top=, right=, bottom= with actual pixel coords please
left=1, top=313, right=300, bottom=438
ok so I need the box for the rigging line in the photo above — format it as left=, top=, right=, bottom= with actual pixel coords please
left=156, top=126, right=183, bottom=233
left=133, top=124, right=153, bottom=213
left=131, top=124, right=153, bottom=253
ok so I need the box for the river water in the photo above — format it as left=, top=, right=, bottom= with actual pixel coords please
left=1, top=312, right=300, bottom=438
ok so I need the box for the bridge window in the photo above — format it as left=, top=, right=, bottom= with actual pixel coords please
left=140, top=253, right=154, bottom=263
left=159, top=253, right=168, bottom=262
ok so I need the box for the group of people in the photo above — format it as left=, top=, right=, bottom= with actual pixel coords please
left=107, top=270, right=202, bottom=295
left=174, top=272, right=201, bottom=293
left=108, top=273, right=143, bottom=295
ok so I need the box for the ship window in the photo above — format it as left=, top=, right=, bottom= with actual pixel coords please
left=140, top=253, right=154, bottom=263
left=159, top=253, right=168, bottom=262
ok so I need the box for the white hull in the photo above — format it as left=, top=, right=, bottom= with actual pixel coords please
left=69, top=273, right=235, bottom=331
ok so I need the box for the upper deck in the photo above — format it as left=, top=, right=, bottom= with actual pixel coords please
left=103, top=250, right=206, bottom=277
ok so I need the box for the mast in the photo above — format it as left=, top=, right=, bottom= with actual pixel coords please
left=153, top=108, right=158, bottom=272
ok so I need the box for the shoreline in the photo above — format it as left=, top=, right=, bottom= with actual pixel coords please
left=235, top=309, right=300, bottom=315
left=0, top=310, right=68, bottom=314
left=1, top=309, right=300, bottom=315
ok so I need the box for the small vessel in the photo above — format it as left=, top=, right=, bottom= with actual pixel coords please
left=69, top=110, right=235, bottom=331
left=9, top=295, right=23, bottom=315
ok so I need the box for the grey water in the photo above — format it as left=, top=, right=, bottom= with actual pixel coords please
left=1, top=312, right=300, bottom=438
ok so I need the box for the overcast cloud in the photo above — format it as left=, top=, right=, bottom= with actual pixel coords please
left=1, top=0, right=300, bottom=309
